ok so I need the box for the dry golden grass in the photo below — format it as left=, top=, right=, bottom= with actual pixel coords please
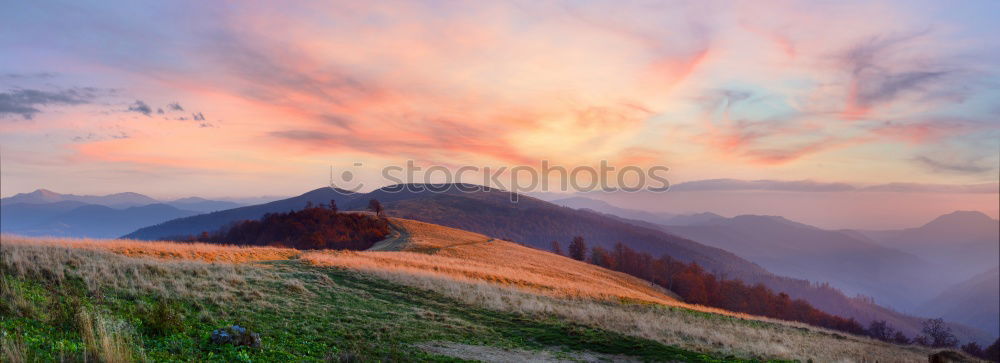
left=0, top=333, right=26, bottom=363
left=0, top=234, right=298, bottom=263
left=1, top=235, right=285, bottom=305
left=77, top=309, right=144, bottom=362
left=306, top=219, right=680, bottom=306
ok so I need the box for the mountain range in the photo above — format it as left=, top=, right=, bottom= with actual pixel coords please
left=0, top=189, right=245, bottom=238
left=853, top=211, right=1000, bottom=284
left=917, top=267, right=1000, bottom=337
left=660, top=215, right=936, bottom=311
left=547, top=195, right=999, bottom=338
left=2, top=189, right=159, bottom=208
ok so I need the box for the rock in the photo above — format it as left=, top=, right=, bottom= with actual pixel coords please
left=210, top=325, right=261, bottom=348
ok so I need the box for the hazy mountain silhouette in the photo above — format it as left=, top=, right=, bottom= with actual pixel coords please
left=552, top=199, right=995, bottom=344
left=1, top=189, right=159, bottom=208
left=660, top=215, right=937, bottom=311
left=550, top=196, right=724, bottom=226
left=1, top=200, right=90, bottom=230
left=166, top=197, right=243, bottom=213
left=917, top=267, right=1000, bottom=336
left=856, top=211, right=999, bottom=284
left=4, top=203, right=198, bottom=238
left=550, top=196, right=678, bottom=224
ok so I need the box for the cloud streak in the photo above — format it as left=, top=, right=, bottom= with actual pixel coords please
left=0, top=88, right=98, bottom=119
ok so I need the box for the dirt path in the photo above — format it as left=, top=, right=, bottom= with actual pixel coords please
left=365, top=219, right=412, bottom=251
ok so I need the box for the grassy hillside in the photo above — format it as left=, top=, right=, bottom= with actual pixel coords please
left=2, top=219, right=947, bottom=361
left=311, top=218, right=682, bottom=306
left=2, top=237, right=737, bottom=362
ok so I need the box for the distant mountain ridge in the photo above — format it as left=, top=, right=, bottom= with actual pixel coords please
left=2, top=189, right=159, bottom=208
left=549, top=196, right=724, bottom=226
left=1, top=189, right=246, bottom=212
left=549, top=197, right=996, bottom=344
left=854, top=211, right=999, bottom=284
left=660, top=214, right=937, bottom=311
left=917, top=267, right=1000, bottom=337
left=3, top=202, right=199, bottom=238
left=1, top=189, right=250, bottom=238
left=166, top=197, right=243, bottom=213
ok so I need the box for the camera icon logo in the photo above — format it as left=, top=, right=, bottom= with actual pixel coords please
left=329, top=162, right=364, bottom=193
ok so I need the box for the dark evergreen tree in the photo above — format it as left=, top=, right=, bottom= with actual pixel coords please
left=568, top=236, right=587, bottom=261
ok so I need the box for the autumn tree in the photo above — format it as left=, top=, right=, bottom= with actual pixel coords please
left=550, top=240, right=563, bottom=255
left=190, top=206, right=388, bottom=250
left=589, top=246, right=613, bottom=268
left=329, top=199, right=339, bottom=214
left=368, top=199, right=385, bottom=218
left=568, top=236, right=587, bottom=261
left=920, top=318, right=958, bottom=348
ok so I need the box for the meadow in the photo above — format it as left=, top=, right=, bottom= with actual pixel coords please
left=0, top=219, right=945, bottom=362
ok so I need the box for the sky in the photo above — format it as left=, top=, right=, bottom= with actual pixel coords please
left=1, top=0, right=998, bottom=227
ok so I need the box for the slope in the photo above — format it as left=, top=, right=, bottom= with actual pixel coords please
left=661, top=215, right=936, bottom=311
left=917, top=267, right=1000, bottom=336
left=2, top=221, right=952, bottom=361
left=858, top=211, right=1000, bottom=283
left=310, top=218, right=680, bottom=305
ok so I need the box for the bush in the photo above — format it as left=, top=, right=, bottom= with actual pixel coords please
left=140, top=299, right=184, bottom=336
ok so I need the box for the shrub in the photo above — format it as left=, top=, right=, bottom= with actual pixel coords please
left=140, top=299, right=184, bottom=336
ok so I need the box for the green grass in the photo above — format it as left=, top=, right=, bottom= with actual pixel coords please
left=1, top=259, right=768, bottom=362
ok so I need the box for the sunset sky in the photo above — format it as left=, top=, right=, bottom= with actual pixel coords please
left=1, top=0, right=998, bottom=227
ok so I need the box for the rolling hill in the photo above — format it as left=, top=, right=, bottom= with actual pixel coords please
left=855, top=211, right=1000, bottom=284
left=917, top=267, right=1000, bottom=336
left=314, top=217, right=683, bottom=305
left=4, top=220, right=949, bottom=361
left=660, top=215, right=936, bottom=311
left=127, top=185, right=768, bottom=278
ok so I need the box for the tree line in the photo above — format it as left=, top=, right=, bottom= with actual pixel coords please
left=187, top=200, right=389, bottom=250
left=553, top=237, right=1000, bottom=359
